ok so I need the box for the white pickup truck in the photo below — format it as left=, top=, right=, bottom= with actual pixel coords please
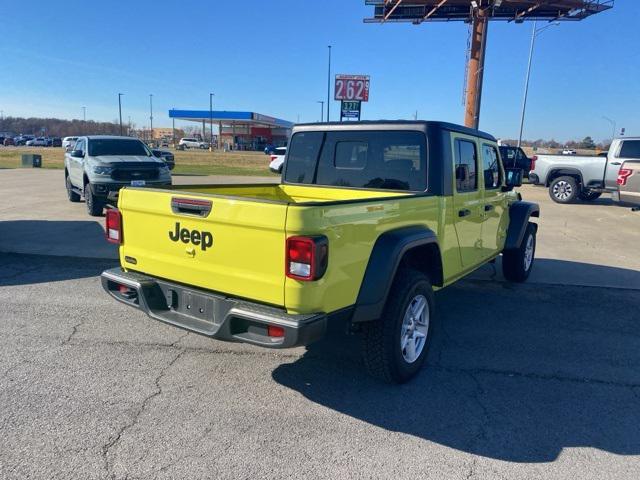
left=529, top=138, right=640, bottom=204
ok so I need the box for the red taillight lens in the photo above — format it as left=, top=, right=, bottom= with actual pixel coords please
left=105, top=209, right=122, bottom=244
left=617, top=168, right=632, bottom=186
left=530, top=155, right=537, bottom=171
left=285, top=236, right=328, bottom=281
left=270, top=155, right=277, bottom=161
left=267, top=325, right=285, bottom=338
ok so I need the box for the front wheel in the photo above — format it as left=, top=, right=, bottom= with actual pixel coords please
left=362, top=269, right=434, bottom=384
left=66, top=174, right=80, bottom=202
left=84, top=183, right=104, bottom=217
left=502, top=222, right=536, bottom=283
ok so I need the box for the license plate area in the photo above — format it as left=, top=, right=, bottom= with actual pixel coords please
left=131, top=180, right=146, bottom=187
left=168, top=289, right=215, bottom=322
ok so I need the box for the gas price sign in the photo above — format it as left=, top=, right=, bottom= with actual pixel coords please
left=334, top=75, right=370, bottom=102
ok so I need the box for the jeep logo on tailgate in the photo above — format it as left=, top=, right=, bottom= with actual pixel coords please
left=169, top=223, right=213, bottom=251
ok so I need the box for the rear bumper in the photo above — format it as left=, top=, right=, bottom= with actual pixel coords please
left=101, top=268, right=327, bottom=348
left=528, top=173, right=540, bottom=185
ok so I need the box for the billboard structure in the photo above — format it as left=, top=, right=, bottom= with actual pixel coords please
left=364, top=0, right=613, bottom=129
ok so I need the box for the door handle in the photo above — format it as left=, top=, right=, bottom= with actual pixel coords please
left=484, top=204, right=494, bottom=212
left=610, top=162, right=621, bottom=166
left=458, top=209, right=471, bottom=217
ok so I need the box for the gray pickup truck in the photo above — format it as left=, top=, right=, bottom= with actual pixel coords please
left=529, top=137, right=640, bottom=204
left=64, top=136, right=172, bottom=216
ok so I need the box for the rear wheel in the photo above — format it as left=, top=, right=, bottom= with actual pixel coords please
left=362, top=269, right=434, bottom=384
left=84, top=182, right=104, bottom=217
left=578, top=189, right=602, bottom=202
left=65, top=174, right=80, bottom=202
left=549, top=176, right=579, bottom=204
left=503, top=222, right=536, bottom=283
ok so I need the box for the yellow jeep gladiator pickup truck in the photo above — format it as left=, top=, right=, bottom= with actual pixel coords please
left=101, top=121, right=539, bottom=383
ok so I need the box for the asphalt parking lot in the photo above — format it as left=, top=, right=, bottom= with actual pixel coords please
left=1, top=169, right=639, bottom=479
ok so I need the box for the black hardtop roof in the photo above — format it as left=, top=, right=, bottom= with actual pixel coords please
left=293, top=120, right=496, bottom=142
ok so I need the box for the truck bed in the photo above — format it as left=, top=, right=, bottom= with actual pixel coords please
left=116, top=183, right=421, bottom=312
left=148, top=183, right=412, bottom=204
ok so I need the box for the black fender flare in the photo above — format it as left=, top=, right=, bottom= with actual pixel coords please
left=546, top=168, right=583, bottom=187
left=504, top=201, right=540, bottom=250
left=351, top=226, right=440, bottom=323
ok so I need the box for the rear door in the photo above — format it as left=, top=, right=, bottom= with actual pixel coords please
left=480, top=143, right=508, bottom=258
left=606, top=140, right=640, bottom=190
left=452, top=136, right=484, bottom=268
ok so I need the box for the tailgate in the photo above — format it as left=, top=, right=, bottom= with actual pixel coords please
left=118, top=187, right=288, bottom=306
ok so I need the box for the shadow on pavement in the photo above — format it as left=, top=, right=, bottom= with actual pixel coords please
left=0, top=220, right=117, bottom=259
left=0, top=252, right=117, bottom=287
left=272, top=263, right=640, bottom=463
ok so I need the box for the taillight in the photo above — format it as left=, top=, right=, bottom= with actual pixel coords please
left=617, top=168, right=632, bottom=186
left=285, top=236, right=328, bottom=281
left=530, top=155, right=537, bottom=172
left=270, top=155, right=277, bottom=162
left=105, top=209, right=122, bottom=244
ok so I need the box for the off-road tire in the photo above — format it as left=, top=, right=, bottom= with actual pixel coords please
left=66, top=174, right=80, bottom=202
left=503, top=222, right=536, bottom=283
left=549, top=176, right=579, bottom=204
left=578, top=190, right=602, bottom=202
left=84, top=182, right=104, bottom=217
left=362, top=269, right=434, bottom=384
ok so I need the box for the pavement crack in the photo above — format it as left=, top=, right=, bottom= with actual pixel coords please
left=101, top=348, right=186, bottom=479
left=61, top=321, right=84, bottom=346
left=431, top=363, right=640, bottom=390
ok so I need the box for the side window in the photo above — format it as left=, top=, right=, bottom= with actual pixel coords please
left=335, top=141, right=368, bottom=169
left=454, top=139, right=477, bottom=192
left=482, top=144, right=501, bottom=190
left=75, top=139, right=84, bottom=152
left=619, top=140, right=640, bottom=159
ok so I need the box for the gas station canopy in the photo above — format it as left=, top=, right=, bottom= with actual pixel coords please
left=168, top=110, right=294, bottom=129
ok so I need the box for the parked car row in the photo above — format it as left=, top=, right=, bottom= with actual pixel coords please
left=0, top=134, right=63, bottom=147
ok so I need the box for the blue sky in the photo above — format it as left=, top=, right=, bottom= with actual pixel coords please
left=0, top=0, right=636, bottom=142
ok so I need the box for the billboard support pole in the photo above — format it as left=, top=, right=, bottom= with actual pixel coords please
left=464, top=8, right=488, bottom=130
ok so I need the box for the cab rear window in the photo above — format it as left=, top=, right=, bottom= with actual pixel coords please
left=284, top=130, right=427, bottom=191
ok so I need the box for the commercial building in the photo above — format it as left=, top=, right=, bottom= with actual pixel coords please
left=169, top=110, right=293, bottom=150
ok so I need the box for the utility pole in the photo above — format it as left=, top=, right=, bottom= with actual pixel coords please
left=518, top=21, right=559, bottom=147
left=326, top=45, right=332, bottom=122
left=209, top=93, right=215, bottom=151
left=317, top=101, right=324, bottom=123
left=82, top=107, right=86, bottom=122
left=149, top=94, right=154, bottom=144
left=602, top=116, right=616, bottom=143
left=118, top=93, right=123, bottom=135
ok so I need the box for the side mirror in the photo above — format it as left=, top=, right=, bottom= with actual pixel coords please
left=71, top=150, right=84, bottom=158
left=503, top=168, right=523, bottom=191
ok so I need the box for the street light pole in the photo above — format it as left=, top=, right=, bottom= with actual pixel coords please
left=517, top=21, right=558, bottom=148
left=82, top=106, right=86, bottom=122
left=602, top=116, right=616, bottom=142
left=209, top=93, right=215, bottom=151
left=317, top=101, right=324, bottom=123
left=149, top=94, right=154, bottom=144
left=326, top=45, right=332, bottom=122
left=118, top=93, right=123, bottom=135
